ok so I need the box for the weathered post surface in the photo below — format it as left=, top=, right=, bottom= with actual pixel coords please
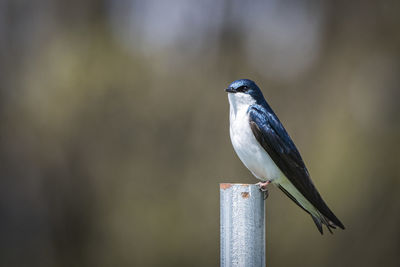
left=220, top=183, right=265, bottom=267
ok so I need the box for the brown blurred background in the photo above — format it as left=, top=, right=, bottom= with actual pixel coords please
left=0, top=0, right=399, bottom=266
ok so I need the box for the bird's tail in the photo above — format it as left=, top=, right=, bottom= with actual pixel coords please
left=277, top=183, right=345, bottom=234
left=310, top=212, right=340, bottom=235
left=307, top=194, right=345, bottom=234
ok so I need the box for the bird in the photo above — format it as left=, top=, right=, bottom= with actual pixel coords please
left=225, top=79, right=345, bottom=234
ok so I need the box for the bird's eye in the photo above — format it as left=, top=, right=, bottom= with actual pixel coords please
left=237, top=86, right=249, bottom=92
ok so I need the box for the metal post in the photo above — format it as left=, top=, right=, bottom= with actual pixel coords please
left=220, top=183, right=265, bottom=267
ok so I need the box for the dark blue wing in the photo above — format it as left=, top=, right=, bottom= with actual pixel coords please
left=248, top=104, right=344, bottom=230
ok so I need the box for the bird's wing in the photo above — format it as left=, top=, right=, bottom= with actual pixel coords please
left=248, top=105, right=344, bottom=231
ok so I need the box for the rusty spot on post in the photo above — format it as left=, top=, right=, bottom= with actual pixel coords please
left=241, top=192, right=250, bottom=198
left=220, top=183, right=232, bottom=190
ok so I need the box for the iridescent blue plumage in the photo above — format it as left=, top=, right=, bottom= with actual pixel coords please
left=226, top=79, right=344, bottom=234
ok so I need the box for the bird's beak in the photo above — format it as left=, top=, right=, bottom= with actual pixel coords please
left=225, top=87, right=236, bottom=93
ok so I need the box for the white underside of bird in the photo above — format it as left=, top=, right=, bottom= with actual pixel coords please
left=228, top=93, right=321, bottom=218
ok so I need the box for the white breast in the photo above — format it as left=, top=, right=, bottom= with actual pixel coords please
left=228, top=93, right=282, bottom=182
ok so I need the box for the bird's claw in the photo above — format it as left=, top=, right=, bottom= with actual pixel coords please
left=263, top=190, right=269, bottom=199
left=256, top=181, right=270, bottom=199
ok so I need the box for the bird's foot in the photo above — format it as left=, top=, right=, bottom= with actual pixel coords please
left=257, top=181, right=270, bottom=191
left=256, top=181, right=271, bottom=199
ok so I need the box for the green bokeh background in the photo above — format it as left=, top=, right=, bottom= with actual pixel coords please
left=0, top=1, right=399, bottom=266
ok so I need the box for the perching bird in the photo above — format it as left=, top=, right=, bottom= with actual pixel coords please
left=225, top=79, right=344, bottom=234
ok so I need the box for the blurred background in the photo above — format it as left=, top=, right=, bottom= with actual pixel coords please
left=0, top=0, right=399, bottom=266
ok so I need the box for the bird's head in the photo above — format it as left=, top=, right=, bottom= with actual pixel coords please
left=225, top=79, right=265, bottom=107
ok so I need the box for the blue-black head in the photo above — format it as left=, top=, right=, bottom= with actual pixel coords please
left=225, top=79, right=265, bottom=104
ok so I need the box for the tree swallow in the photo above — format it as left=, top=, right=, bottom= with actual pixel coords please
left=225, top=79, right=345, bottom=234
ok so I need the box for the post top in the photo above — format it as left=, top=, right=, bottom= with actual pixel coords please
left=219, top=183, right=256, bottom=190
